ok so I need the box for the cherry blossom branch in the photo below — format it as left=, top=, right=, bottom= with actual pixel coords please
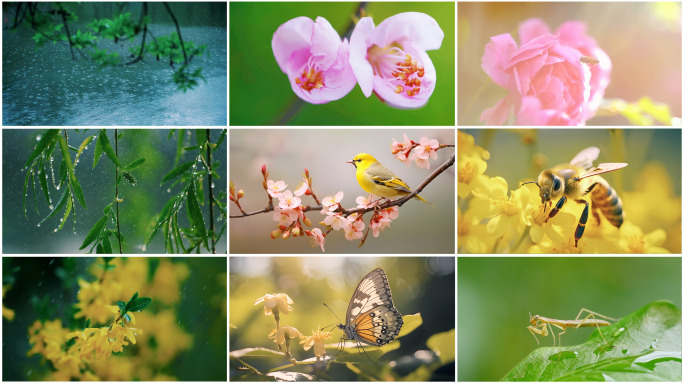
left=229, top=153, right=454, bottom=219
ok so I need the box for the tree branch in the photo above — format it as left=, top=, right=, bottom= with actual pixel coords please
left=229, top=153, right=455, bottom=219
left=114, top=129, right=123, bottom=254
left=163, top=2, right=188, bottom=64
left=206, top=129, right=216, bottom=254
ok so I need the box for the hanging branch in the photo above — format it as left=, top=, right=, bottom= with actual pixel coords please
left=125, top=3, right=148, bottom=65
left=59, top=8, right=76, bottom=60
left=206, top=129, right=216, bottom=254
left=114, top=129, right=123, bottom=254
left=163, top=2, right=188, bottom=64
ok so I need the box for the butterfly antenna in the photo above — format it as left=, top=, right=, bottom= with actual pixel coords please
left=323, top=303, right=343, bottom=325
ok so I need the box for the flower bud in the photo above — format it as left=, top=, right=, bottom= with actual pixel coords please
left=303, top=217, right=312, bottom=227
left=271, top=229, right=283, bottom=239
left=237, top=189, right=245, bottom=199
left=261, top=164, right=267, bottom=176
left=292, top=227, right=300, bottom=237
left=282, top=230, right=291, bottom=239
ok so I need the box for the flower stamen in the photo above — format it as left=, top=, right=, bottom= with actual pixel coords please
left=368, top=45, right=424, bottom=98
left=296, top=58, right=325, bottom=92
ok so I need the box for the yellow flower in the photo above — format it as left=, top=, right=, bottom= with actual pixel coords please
left=147, top=259, right=190, bottom=305
left=268, top=325, right=303, bottom=345
left=457, top=208, right=494, bottom=253
left=3, top=285, right=14, bottom=321
left=457, top=131, right=490, bottom=198
left=254, top=293, right=294, bottom=316
left=618, top=222, right=669, bottom=253
left=300, top=327, right=332, bottom=360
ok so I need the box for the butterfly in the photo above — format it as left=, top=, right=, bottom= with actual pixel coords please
left=337, top=268, right=403, bottom=347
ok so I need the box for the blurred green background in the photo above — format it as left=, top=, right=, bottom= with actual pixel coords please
left=2, top=257, right=227, bottom=380
left=458, top=2, right=682, bottom=125
left=230, top=2, right=455, bottom=125
left=458, top=257, right=682, bottom=381
left=3, top=129, right=227, bottom=254
left=229, top=256, right=455, bottom=380
left=460, top=128, right=682, bottom=252
left=229, top=129, right=455, bottom=253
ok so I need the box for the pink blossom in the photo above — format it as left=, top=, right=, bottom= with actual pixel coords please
left=391, top=133, right=414, bottom=165
left=273, top=207, right=301, bottom=226
left=322, top=191, right=344, bottom=212
left=414, top=137, right=439, bottom=169
left=272, top=16, right=357, bottom=104
left=307, top=228, right=325, bottom=252
left=294, top=180, right=309, bottom=196
left=323, top=212, right=348, bottom=231
left=343, top=214, right=365, bottom=240
left=350, top=12, right=444, bottom=108
left=267, top=180, right=287, bottom=198
left=480, top=18, right=611, bottom=126
left=355, top=195, right=374, bottom=209
left=277, top=190, right=302, bottom=210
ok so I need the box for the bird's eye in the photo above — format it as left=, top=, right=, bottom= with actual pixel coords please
left=552, top=177, right=561, bottom=192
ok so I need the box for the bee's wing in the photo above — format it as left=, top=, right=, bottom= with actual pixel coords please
left=570, top=147, right=600, bottom=169
left=577, top=163, right=628, bottom=180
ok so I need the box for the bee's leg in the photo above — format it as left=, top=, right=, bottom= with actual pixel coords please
left=583, top=182, right=602, bottom=225
left=544, top=196, right=567, bottom=223
left=574, top=199, right=590, bottom=247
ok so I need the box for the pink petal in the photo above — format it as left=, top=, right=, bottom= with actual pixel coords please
left=272, top=17, right=314, bottom=73
left=370, top=12, right=444, bottom=51
left=518, top=18, right=550, bottom=45
left=349, top=17, right=375, bottom=97
left=481, top=33, right=518, bottom=88
left=480, top=96, right=513, bottom=125
left=310, top=16, right=341, bottom=70
left=373, top=41, right=435, bottom=109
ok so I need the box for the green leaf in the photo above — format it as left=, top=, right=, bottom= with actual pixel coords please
left=427, top=328, right=455, bottom=365
left=117, top=301, right=126, bottom=312
left=79, top=216, right=108, bottom=250
left=174, top=129, right=185, bottom=166
left=160, top=160, right=194, bottom=185
left=37, top=186, right=69, bottom=226
left=187, top=182, right=207, bottom=247
left=102, top=231, right=113, bottom=254
left=70, top=174, right=86, bottom=209
left=98, top=130, right=124, bottom=168
left=398, top=313, right=423, bottom=339
left=93, top=131, right=103, bottom=169
left=145, top=197, right=178, bottom=245
left=123, top=157, right=145, bottom=171
left=128, top=291, right=139, bottom=304
left=127, top=297, right=151, bottom=312
left=121, top=171, right=137, bottom=186
left=38, top=158, right=51, bottom=207
left=214, top=129, right=226, bottom=152
left=57, top=197, right=72, bottom=231
left=75, top=135, right=94, bottom=164
left=502, top=301, right=682, bottom=381
left=25, top=130, right=59, bottom=168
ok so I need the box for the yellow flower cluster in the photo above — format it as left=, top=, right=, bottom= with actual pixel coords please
left=27, top=258, right=194, bottom=380
left=457, top=130, right=680, bottom=253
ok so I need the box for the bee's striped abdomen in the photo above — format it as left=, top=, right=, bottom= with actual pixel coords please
left=590, top=179, right=624, bottom=228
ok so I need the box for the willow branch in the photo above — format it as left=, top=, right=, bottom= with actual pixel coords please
left=114, top=129, right=123, bottom=254
left=229, top=153, right=455, bottom=218
left=163, top=2, right=188, bottom=64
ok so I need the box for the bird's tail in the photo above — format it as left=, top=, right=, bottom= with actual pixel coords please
left=414, top=194, right=434, bottom=207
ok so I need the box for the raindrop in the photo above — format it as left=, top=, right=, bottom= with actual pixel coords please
left=37, top=224, right=41, bottom=227
left=36, top=135, right=42, bottom=141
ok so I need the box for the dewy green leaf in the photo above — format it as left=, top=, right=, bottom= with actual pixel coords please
left=37, top=186, right=69, bottom=226
left=71, top=173, right=87, bottom=209
left=25, top=129, right=59, bottom=168
left=38, top=157, right=51, bottom=207
left=123, top=157, right=146, bottom=171
left=98, top=130, right=124, bottom=168
left=127, top=297, right=152, bottom=312
left=502, top=300, right=682, bottom=382
left=57, top=197, right=72, bottom=231
left=93, top=132, right=103, bottom=169
left=75, top=135, right=94, bottom=164
left=160, top=160, right=194, bottom=185
left=23, top=167, right=31, bottom=218
left=102, top=231, right=113, bottom=254
left=79, top=215, right=108, bottom=250
left=187, top=182, right=207, bottom=246
left=121, top=171, right=137, bottom=186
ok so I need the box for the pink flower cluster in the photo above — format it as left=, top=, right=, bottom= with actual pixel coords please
left=321, top=194, right=400, bottom=242
left=391, top=134, right=440, bottom=169
left=272, top=12, right=444, bottom=108
left=480, top=18, right=611, bottom=126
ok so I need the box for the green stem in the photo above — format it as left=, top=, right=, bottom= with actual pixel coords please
left=205, top=129, right=216, bottom=254
left=162, top=2, right=188, bottom=64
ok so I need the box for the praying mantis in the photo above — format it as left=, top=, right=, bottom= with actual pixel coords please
left=528, top=308, right=616, bottom=359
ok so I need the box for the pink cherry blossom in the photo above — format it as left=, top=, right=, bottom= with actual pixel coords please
left=350, top=12, right=444, bottom=108
left=294, top=180, right=309, bottom=196
left=307, top=228, right=325, bottom=252
left=414, top=136, right=439, bottom=169
left=267, top=180, right=287, bottom=198
left=391, top=133, right=414, bottom=165
left=323, top=212, right=348, bottom=231
left=273, top=207, right=301, bottom=226
left=321, top=191, right=344, bottom=213
left=277, top=190, right=302, bottom=210
left=272, top=16, right=357, bottom=104
left=480, top=18, right=611, bottom=126
left=344, top=214, right=365, bottom=240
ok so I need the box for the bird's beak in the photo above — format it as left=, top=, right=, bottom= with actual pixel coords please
left=346, top=159, right=356, bottom=168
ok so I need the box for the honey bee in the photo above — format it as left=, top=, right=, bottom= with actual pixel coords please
left=522, top=147, right=627, bottom=247
left=580, top=56, right=600, bottom=65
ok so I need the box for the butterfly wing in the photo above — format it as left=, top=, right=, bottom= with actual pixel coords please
left=344, top=268, right=403, bottom=346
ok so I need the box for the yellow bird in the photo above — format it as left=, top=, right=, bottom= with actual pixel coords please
left=347, top=153, right=431, bottom=204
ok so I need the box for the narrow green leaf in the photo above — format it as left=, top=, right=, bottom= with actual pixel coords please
left=145, top=197, right=178, bottom=245
left=75, top=135, right=93, bottom=164
left=99, top=130, right=124, bottom=168
left=174, top=128, right=185, bottom=166
left=38, top=157, right=51, bottom=207
left=96, top=243, right=104, bottom=254
left=122, top=171, right=137, bottom=186
left=160, top=161, right=194, bottom=185
left=79, top=215, right=108, bottom=250
left=172, top=212, right=187, bottom=253
left=25, top=130, right=59, bottom=168
left=117, top=301, right=126, bottom=311
left=214, top=129, right=226, bottom=152
left=127, top=297, right=151, bottom=312
left=123, top=157, right=145, bottom=171
left=127, top=292, right=139, bottom=305
left=37, top=186, right=69, bottom=226
left=23, top=168, right=31, bottom=218
left=31, top=171, right=39, bottom=214
left=183, top=145, right=201, bottom=151
left=195, top=129, right=206, bottom=146
left=57, top=197, right=72, bottom=231
left=187, top=182, right=207, bottom=248
left=102, top=231, right=113, bottom=254
left=71, top=174, right=86, bottom=209
left=58, top=136, right=74, bottom=172
left=59, top=160, right=67, bottom=185
left=93, top=132, right=103, bottom=169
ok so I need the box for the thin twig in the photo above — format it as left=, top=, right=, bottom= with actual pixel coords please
left=163, top=2, right=188, bottom=64
left=114, top=129, right=123, bottom=254
left=206, top=129, right=216, bottom=254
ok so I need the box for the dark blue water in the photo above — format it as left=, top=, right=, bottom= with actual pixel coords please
left=3, top=24, right=227, bottom=126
